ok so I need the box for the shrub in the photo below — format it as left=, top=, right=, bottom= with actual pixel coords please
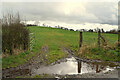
left=2, top=12, right=30, bottom=55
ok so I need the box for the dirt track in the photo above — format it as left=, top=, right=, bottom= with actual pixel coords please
left=2, top=47, right=120, bottom=78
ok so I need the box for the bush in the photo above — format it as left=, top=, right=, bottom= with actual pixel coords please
left=2, top=12, right=30, bottom=55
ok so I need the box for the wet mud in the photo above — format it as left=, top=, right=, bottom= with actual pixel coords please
left=2, top=47, right=120, bottom=78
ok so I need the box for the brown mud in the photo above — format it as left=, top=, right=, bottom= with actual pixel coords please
left=2, top=46, right=120, bottom=78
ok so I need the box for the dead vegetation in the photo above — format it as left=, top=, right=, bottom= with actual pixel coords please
left=77, top=33, right=119, bottom=62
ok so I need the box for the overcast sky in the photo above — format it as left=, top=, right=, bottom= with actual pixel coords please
left=0, top=2, right=118, bottom=26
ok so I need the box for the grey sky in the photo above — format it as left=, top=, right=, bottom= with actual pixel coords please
left=1, top=2, right=118, bottom=25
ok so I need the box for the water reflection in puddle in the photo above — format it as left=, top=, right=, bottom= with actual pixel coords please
left=32, top=57, right=115, bottom=75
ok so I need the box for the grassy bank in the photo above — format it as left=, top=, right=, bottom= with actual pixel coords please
left=75, top=44, right=120, bottom=62
left=2, top=26, right=119, bottom=68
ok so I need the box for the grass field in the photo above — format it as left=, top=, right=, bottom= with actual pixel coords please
left=29, top=26, right=117, bottom=52
left=2, top=26, right=119, bottom=68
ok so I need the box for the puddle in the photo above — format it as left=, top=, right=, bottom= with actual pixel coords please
left=32, top=57, right=117, bottom=75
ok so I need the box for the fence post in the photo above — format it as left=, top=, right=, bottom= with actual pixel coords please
left=98, top=30, right=101, bottom=47
left=118, top=30, right=120, bottom=50
left=79, top=32, right=83, bottom=48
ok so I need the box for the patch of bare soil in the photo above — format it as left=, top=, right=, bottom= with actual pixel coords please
left=2, top=46, right=120, bottom=79
left=2, top=45, right=49, bottom=78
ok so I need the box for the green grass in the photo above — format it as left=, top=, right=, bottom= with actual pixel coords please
left=2, top=26, right=119, bottom=68
left=46, top=50, right=67, bottom=64
left=77, top=47, right=120, bottom=62
left=28, top=26, right=119, bottom=62
left=2, top=51, right=36, bottom=68
left=28, top=26, right=117, bottom=51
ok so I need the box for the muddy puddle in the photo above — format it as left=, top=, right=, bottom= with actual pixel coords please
left=32, top=57, right=117, bottom=75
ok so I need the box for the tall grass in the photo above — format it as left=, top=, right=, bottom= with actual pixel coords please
left=76, top=34, right=120, bottom=62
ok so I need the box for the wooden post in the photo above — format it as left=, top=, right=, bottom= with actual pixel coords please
left=79, top=32, right=83, bottom=48
left=118, top=30, right=120, bottom=50
left=100, top=35, right=107, bottom=46
left=78, top=61, right=81, bottom=73
left=98, top=30, right=101, bottom=47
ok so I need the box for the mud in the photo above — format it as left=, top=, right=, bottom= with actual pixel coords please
left=31, top=57, right=118, bottom=77
left=2, top=45, right=49, bottom=78
left=2, top=47, right=120, bottom=78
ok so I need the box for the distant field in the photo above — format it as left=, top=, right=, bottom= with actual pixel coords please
left=28, top=26, right=118, bottom=53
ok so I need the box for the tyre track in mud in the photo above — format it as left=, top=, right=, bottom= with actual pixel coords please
left=2, top=45, right=49, bottom=78
left=2, top=46, right=120, bottom=78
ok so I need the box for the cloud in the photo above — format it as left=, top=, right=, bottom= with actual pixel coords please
left=1, top=2, right=118, bottom=25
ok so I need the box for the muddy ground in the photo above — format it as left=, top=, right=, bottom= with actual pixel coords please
left=2, top=46, right=120, bottom=78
